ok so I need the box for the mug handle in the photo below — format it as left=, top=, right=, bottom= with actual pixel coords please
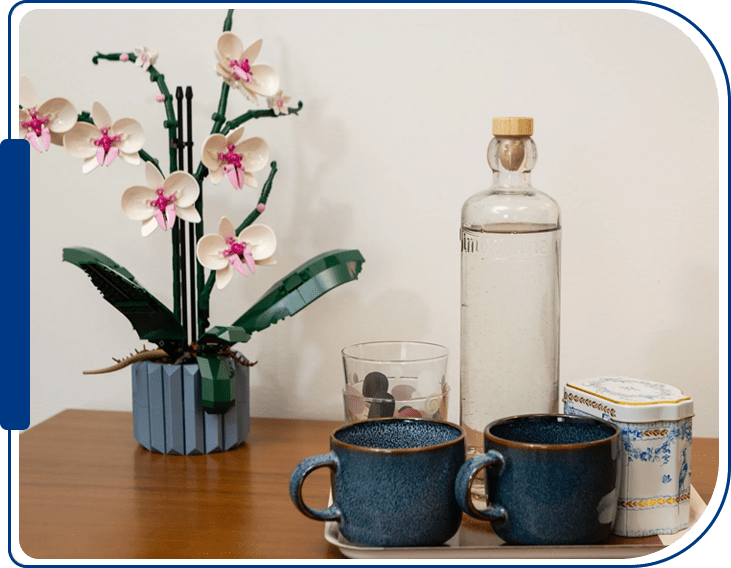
left=455, top=449, right=508, bottom=522
left=289, top=451, right=342, bottom=522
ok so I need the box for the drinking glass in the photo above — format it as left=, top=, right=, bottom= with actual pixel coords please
left=341, top=341, right=449, bottom=422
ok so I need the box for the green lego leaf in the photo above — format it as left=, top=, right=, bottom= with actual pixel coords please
left=232, top=249, right=365, bottom=337
left=63, top=247, right=185, bottom=343
left=198, top=353, right=236, bottom=413
left=198, top=325, right=251, bottom=347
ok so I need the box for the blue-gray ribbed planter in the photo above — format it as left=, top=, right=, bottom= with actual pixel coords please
left=131, top=359, right=250, bottom=455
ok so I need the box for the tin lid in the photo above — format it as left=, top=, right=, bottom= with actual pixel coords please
left=564, top=377, right=693, bottom=423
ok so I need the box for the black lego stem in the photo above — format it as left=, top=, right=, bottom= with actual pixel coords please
left=175, top=87, right=189, bottom=342
left=185, top=86, right=200, bottom=342
left=186, top=87, right=194, bottom=176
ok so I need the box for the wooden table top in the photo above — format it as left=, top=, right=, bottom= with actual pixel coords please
left=19, top=410, right=721, bottom=559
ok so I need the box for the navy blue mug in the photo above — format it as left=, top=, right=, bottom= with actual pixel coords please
left=455, top=414, right=621, bottom=545
left=290, top=418, right=465, bottom=547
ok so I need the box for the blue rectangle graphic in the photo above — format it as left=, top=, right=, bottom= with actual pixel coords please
left=0, top=139, right=30, bottom=432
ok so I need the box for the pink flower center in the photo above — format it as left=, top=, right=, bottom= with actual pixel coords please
left=223, top=236, right=247, bottom=258
left=21, top=109, right=50, bottom=136
left=149, top=188, right=176, bottom=213
left=93, top=127, right=121, bottom=152
left=141, top=55, right=148, bottom=63
left=217, top=144, right=244, bottom=170
left=277, top=99, right=284, bottom=108
left=230, top=58, right=253, bottom=83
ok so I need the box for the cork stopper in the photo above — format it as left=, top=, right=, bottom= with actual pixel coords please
left=492, top=117, right=533, bottom=136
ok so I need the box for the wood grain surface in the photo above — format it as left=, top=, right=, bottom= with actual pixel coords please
left=19, top=410, right=721, bottom=559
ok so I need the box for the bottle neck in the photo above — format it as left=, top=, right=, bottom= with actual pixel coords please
left=492, top=170, right=533, bottom=189
left=487, top=135, right=537, bottom=191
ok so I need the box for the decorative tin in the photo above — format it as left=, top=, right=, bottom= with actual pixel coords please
left=562, top=377, right=693, bottom=537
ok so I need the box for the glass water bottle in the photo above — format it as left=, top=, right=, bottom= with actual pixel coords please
left=460, top=117, right=561, bottom=460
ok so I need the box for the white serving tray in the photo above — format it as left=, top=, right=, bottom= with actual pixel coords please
left=324, top=486, right=706, bottom=559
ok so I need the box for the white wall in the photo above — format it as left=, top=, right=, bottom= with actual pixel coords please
left=24, top=8, right=720, bottom=436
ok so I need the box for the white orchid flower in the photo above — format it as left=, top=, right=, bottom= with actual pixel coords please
left=63, top=101, right=145, bottom=173
left=215, top=32, right=279, bottom=104
left=19, top=76, right=77, bottom=152
left=133, top=46, right=159, bottom=71
left=197, top=217, right=276, bottom=290
left=121, top=162, right=201, bottom=236
left=267, top=91, right=291, bottom=116
left=201, top=126, right=268, bottom=190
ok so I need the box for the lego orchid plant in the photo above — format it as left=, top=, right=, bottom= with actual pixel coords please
left=26, top=9, right=364, bottom=413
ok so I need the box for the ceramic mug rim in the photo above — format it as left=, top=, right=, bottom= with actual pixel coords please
left=484, top=413, right=620, bottom=451
left=341, top=340, right=449, bottom=363
left=330, top=417, right=465, bottom=455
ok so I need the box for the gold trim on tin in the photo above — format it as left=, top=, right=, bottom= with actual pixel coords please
left=618, top=491, right=691, bottom=509
left=641, top=429, right=669, bottom=438
left=563, top=392, right=617, bottom=418
left=567, top=384, right=691, bottom=407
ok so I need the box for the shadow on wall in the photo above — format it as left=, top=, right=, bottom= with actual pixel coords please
left=250, top=286, right=433, bottom=421
left=646, top=262, right=719, bottom=436
left=274, top=36, right=353, bottom=259
left=293, top=96, right=355, bottom=254
left=246, top=48, right=361, bottom=420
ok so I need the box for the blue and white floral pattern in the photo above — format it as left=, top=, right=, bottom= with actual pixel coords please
left=678, top=448, right=690, bottom=493
left=620, top=421, right=692, bottom=465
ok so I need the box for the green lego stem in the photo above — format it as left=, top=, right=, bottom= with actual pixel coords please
left=192, top=100, right=302, bottom=185
left=199, top=271, right=216, bottom=325
left=195, top=173, right=205, bottom=335
left=194, top=182, right=205, bottom=338
left=171, top=225, right=182, bottom=322
left=210, top=82, right=231, bottom=135
left=192, top=13, right=302, bottom=184
left=92, top=52, right=179, bottom=146
left=91, top=52, right=128, bottom=65
left=143, top=62, right=182, bottom=324
left=147, top=64, right=182, bottom=325
left=139, top=149, right=162, bottom=173
left=208, top=9, right=235, bottom=136
left=221, top=101, right=304, bottom=136
left=91, top=53, right=171, bottom=134
left=194, top=8, right=236, bottom=335
left=236, top=161, right=278, bottom=233
left=197, top=161, right=278, bottom=337
left=76, top=111, right=163, bottom=174
left=90, top=50, right=183, bottom=323
left=223, top=8, right=234, bottom=32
